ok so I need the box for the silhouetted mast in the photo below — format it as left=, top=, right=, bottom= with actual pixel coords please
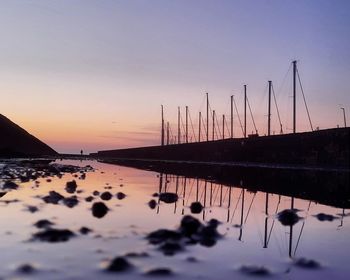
left=198, top=112, right=201, bottom=142
left=222, top=114, right=225, bottom=139
left=268, top=81, right=272, bottom=136
left=177, top=107, right=181, bottom=144
left=166, top=122, right=169, bottom=145
left=161, top=105, right=165, bottom=146
left=244, top=85, right=247, bottom=138
left=185, top=106, right=188, bottom=143
left=206, top=93, right=209, bottom=141
left=231, top=95, right=233, bottom=138
left=212, top=110, right=215, bottom=140
left=293, top=60, right=297, bottom=133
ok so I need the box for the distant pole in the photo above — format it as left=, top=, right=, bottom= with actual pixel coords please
left=230, top=95, right=233, bottom=138
left=178, top=106, right=181, bottom=144
left=185, top=106, right=188, bottom=143
left=268, top=81, right=272, bottom=136
left=199, top=111, right=201, bottom=142
left=341, top=107, right=347, bottom=127
left=206, top=93, right=209, bottom=141
left=244, top=85, right=247, bottom=138
left=293, top=60, right=297, bottom=133
left=222, top=114, right=225, bottom=140
left=161, top=105, right=164, bottom=146
left=212, top=110, right=215, bottom=141
left=166, top=122, right=169, bottom=145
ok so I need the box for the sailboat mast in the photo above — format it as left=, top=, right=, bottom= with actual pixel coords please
left=268, top=81, right=272, bottom=136
left=177, top=106, right=181, bottom=144
left=293, top=60, right=297, bottom=133
left=185, top=106, right=188, bottom=143
left=206, top=93, right=209, bottom=141
left=161, top=105, right=165, bottom=146
left=244, top=85, right=247, bottom=138
left=199, top=111, right=201, bottom=142
left=230, top=95, right=233, bottom=138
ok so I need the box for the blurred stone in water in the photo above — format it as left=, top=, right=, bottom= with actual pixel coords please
left=65, top=180, right=77, bottom=193
left=277, top=209, right=301, bottom=226
left=32, top=228, right=75, bottom=242
left=100, top=191, right=112, bottom=201
left=105, top=257, right=132, bottom=272
left=92, top=202, right=109, bottom=218
left=159, top=192, right=178, bottom=203
left=190, top=201, right=203, bottom=214
left=314, top=213, right=338, bottom=222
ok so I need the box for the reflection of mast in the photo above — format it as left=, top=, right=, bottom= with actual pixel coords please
left=289, top=197, right=295, bottom=258
left=196, top=179, right=199, bottom=201
left=203, top=180, right=207, bottom=221
left=238, top=188, right=245, bottom=241
left=226, top=186, right=232, bottom=223
left=219, top=185, right=223, bottom=207
left=174, top=175, right=179, bottom=214
left=263, top=192, right=269, bottom=248
left=182, top=177, right=187, bottom=215
left=156, top=173, right=164, bottom=214
left=210, top=182, right=213, bottom=206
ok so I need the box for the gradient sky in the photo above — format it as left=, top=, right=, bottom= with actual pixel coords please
left=0, top=0, right=349, bottom=153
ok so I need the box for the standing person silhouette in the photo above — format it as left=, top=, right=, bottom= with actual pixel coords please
left=80, top=149, right=83, bottom=156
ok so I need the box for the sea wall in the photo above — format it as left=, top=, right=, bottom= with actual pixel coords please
left=96, top=127, right=350, bottom=168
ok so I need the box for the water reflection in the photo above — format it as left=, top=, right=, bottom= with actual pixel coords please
left=107, top=159, right=349, bottom=261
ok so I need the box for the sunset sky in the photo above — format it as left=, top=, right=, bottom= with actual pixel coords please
left=1, top=0, right=349, bottom=154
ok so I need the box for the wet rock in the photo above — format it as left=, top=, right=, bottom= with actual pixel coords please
left=116, top=192, right=126, bottom=200
left=34, top=219, right=55, bottom=229
left=106, top=257, right=132, bottom=272
left=186, top=256, right=198, bottom=262
left=314, top=213, right=337, bottom=222
left=63, top=196, right=79, bottom=208
left=17, top=263, right=36, bottom=274
left=42, top=191, right=64, bottom=204
left=239, top=265, right=271, bottom=276
left=159, top=192, right=178, bottom=204
left=179, top=215, right=202, bottom=237
left=124, top=252, right=149, bottom=258
left=148, top=199, right=157, bottom=209
left=3, top=181, right=19, bottom=190
left=33, top=228, right=75, bottom=242
left=152, top=193, right=159, bottom=197
left=100, top=191, right=112, bottom=201
left=85, top=196, right=94, bottom=202
left=277, top=209, right=301, bottom=226
left=146, top=229, right=182, bottom=245
left=0, top=191, right=7, bottom=198
left=145, top=268, right=173, bottom=276
left=159, top=241, right=183, bottom=256
left=26, top=205, right=39, bottom=213
left=65, top=180, right=77, bottom=193
left=294, top=257, right=321, bottom=269
left=190, top=202, right=203, bottom=214
left=92, top=202, right=109, bottom=218
left=93, top=191, right=100, bottom=196
left=79, top=227, right=92, bottom=235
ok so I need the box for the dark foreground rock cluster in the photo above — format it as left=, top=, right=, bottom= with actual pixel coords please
left=146, top=215, right=222, bottom=255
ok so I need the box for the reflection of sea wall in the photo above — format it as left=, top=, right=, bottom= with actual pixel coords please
left=96, top=128, right=349, bottom=169
left=101, top=159, right=350, bottom=209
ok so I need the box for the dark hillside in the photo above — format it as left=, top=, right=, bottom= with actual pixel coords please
left=0, top=114, right=57, bottom=157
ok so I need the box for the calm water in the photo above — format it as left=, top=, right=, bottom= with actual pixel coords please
left=0, top=159, right=349, bottom=279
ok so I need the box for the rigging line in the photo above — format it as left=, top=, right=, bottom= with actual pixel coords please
left=293, top=200, right=312, bottom=256
left=296, top=68, right=314, bottom=131
left=246, top=96, right=258, bottom=134
left=215, top=113, right=222, bottom=139
left=271, top=84, right=284, bottom=134
left=230, top=189, right=243, bottom=223
left=200, top=113, right=208, bottom=137
left=222, top=186, right=229, bottom=203
left=244, top=193, right=257, bottom=224
left=185, top=179, right=196, bottom=205
left=233, top=96, right=245, bottom=135
left=267, top=195, right=281, bottom=244
left=180, top=114, right=187, bottom=141
left=188, top=110, right=197, bottom=142
left=213, top=184, right=221, bottom=205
